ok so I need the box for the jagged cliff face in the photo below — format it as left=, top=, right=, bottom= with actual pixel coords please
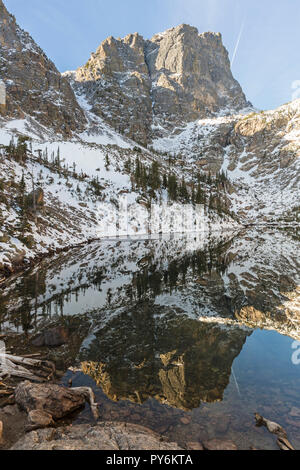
left=147, top=27, right=249, bottom=132
left=68, top=25, right=250, bottom=145
left=73, top=32, right=153, bottom=145
left=0, top=0, right=86, bottom=135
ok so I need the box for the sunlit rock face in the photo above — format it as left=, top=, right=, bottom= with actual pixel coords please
left=146, top=26, right=249, bottom=134
left=0, top=0, right=86, bottom=135
left=80, top=304, right=250, bottom=410
left=68, top=24, right=249, bottom=145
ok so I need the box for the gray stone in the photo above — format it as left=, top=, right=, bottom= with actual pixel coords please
left=27, top=410, right=55, bottom=429
left=203, top=439, right=238, bottom=451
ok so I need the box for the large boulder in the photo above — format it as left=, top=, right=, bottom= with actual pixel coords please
left=14, top=382, right=86, bottom=420
left=31, top=326, right=69, bottom=348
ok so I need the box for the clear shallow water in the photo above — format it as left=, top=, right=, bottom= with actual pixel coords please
left=0, top=228, right=299, bottom=450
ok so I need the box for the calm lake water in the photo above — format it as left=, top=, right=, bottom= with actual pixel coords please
left=0, top=227, right=299, bottom=450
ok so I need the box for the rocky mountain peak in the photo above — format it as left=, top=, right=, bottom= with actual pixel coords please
left=0, top=0, right=86, bottom=135
left=69, top=24, right=250, bottom=145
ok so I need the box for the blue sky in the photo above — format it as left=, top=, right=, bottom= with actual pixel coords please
left=5, top=0, right=300, bottom=110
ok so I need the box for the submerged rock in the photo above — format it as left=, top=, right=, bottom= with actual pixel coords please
left=187, top=441, right=204, bottom=450
left=203, top=439, right=238, bottom=451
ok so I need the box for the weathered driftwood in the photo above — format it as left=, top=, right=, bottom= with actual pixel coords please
left=255, top=413, right=295, bottom=451
left=0, top=354, right=56, bottom=383
left=71, top=387, right=100, bottom=420
left=4, top=354, right=54, bottom=370
left=2, top=358, right=44, bottom=382
left=68, top=366, right=83, bottom=374
left=277, top=436, right=295, bottom=451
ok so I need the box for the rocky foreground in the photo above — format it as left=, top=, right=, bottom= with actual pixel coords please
left=0, top=380, right=240, bottom=450
left=11, top=422, right=183, bottom=451
left=1, top=377, right=295, bottom=450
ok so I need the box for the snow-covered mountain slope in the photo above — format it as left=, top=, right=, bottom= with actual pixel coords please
left=0, top=114, right=236, bottom=276
left=152, top=100, right=300, bottom=223
left=0, top=3, right=240, bottom=275
left=63, top=23, right=298, bottom=225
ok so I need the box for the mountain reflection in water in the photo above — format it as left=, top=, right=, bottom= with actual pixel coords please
left=0, top=228, right=299, bottom=449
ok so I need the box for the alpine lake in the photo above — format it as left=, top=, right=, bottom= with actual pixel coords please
left=0, top=227, right=299, bottom=450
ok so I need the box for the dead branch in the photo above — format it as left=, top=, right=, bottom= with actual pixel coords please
left=255, top=413, right=295, bottom=451
left=71, top=386, right=100, bottom=420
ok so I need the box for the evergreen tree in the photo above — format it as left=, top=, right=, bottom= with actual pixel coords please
left=56, top=146, right=61, bottom=166
left=196, top=183, right=206, bottom=205
left=105, top=154, right=110, bottom=171
left=16, top=136, right=30, bottom=163
left=179, top=178, right=189, bottom=201
left=149, top=161, right=161, bottom=192
left=168, top=174, right=178, bottom=201
left=162, top=173, right=168, bottom=190
left=124, top=158, right=131, bottom=173
left=18, top=171, right=28, bottom=235
left=135, top=157, right=141, bottom=182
